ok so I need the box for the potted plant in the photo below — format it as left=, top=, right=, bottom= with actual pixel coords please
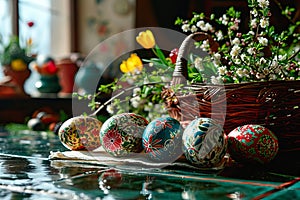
left=0, top=35, right=35, bottom=95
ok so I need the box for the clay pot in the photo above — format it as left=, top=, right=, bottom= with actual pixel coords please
left=2, top=65, right=31, bottom=95
left=56, top=58, right=79, bottom=95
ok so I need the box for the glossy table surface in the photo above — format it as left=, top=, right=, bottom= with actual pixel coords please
left=0, top=124, right=299, bottom=200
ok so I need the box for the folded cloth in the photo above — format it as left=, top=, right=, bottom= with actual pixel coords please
left=49, top=147, right=229, bottom=171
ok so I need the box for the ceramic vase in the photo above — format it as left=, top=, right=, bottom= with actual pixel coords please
left=35, top=74, right=61, bottom=94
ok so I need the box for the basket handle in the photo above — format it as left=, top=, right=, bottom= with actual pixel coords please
left=171, top=32, right=219, bottom=86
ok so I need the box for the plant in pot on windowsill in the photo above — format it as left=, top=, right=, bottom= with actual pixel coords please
left=0, top=35, right=35, bottom=96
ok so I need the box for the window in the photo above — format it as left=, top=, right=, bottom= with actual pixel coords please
left=0, top=0, right=73, bottom=94
left=1, top=0, right=72, bottom=58
left=0, top=0, right=12, bottom=44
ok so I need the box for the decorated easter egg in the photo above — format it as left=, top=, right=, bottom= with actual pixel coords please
left=100, top=113, right=148, bottom=157
left=58, top=116, right=102, bottom=151
left=142, top=116, right=183, bottom=162
left=228, top=124, right=279, bottom=164
left=182, top=118, right=227, bottom=168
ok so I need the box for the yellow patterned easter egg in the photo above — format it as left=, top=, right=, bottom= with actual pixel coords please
left=58, top=116, right=102, bottom=151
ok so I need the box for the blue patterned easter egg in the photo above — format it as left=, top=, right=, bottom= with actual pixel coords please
left=100, top=113, right=148, bottom=157
left=142, top=117, right=183, bottom=162
left=182, top=118, right=228, bottom=167
left=228, top=124, right=279, bottom=164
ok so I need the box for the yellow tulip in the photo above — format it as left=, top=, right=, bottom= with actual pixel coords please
left=27, top=37, right=33, bottom=46
left=11, top=59, right=27, bottom=71
left=120, top=53, right=143, bottom=73
left=136, top=30, right=156, bottom=49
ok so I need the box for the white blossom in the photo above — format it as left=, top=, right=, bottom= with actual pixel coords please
left=182, top=24, right=190, bottom=32
left=278, top=54, right=287, bottom=61
left=251, top=9, right=258, bottom=17
left=230, top=19, right=240, bottom=30
left=144, top=102, right=153, bottom=112
left=220, top=14, right=229, bottom=25
left=194, top=57, right=204, bottom=71
left=204, top=23, right=213, bottom=32
left=211, top=76, right=221, bottom=84
left=257, top=0, right=269, bottom=9
left=213, top=53, right=221, bottom=65
left=197, top=21, right=213, bottom=32
left=247, top=47, right=255, bottom=55
left=258, top=37, right=268, bottom=46
left=269, top=74, right=277, bottom=80
left=218, top=66, right=227, bottom=75
left=130, top=96, right=141, bottom=108
left=232, top=38, right=240, bottom=45
left=250, top=19, right=257, bottom=28
left=248, top=31, right=255, bottom=35
left=106, top=104, right=114, bottom=114
left=260, top=17, right=269, bottom=28
left=259, top=57, right=267, bottom=64
left=241, top=54, right=248, bottom=63
left=236, top=68, right=245, bottom=77
left=230, top=45, right=241, bottom=57
left=190, top=25, right=198, bottom=33
left=271, top=61, right=280, bottom=74
left=133, top=87, right=141, bottom=96
left=215, top=31, right=223, bottom=41
left=196, top=20, right=205, bottom=28
left=233, top=58, right=242, bottom=65
left=256, top=72, right=265, bottom=79
left=200, top=40, right=210, bottom=51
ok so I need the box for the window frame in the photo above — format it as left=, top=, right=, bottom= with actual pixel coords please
left=10, top=0, right=78, bottom=56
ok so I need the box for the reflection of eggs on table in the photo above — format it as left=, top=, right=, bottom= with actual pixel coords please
left=182, top=118, right=228, bottom=168
left=100, top=113, right=148, bottom=157
left=58, top=116, right=102, bottom=151
left=228, top=124, right=279, bottom=164
left=142, top=117, right=183, bottom=162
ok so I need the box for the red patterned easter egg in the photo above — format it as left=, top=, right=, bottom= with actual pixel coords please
left=58, top=116, right=102, bottom=151
left=228, top=124, right=279, bottom=164
left=100, top=113, right=148, bottom=157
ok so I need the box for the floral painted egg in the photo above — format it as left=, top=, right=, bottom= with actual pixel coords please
left=182, top=118, right=228, bottom=168
left=228, top=124, right=279, bottom=164
left=100, top=113, right=148, bottom=157
left=58, top=116, right=102, bottom=151
left=142, top=116, right=183, bottom=162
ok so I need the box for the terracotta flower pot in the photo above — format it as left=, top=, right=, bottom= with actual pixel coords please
left=2, top=65, right=31, bottom=95
left=56, top=58, right=79, bottom=95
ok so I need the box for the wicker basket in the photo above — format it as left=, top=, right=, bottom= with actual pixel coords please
left=162, top=32, right=300, bottom=153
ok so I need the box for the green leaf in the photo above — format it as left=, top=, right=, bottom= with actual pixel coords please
left=154, top=45, right=168, bottom=65
left=175, top=17, right=183, bottom=25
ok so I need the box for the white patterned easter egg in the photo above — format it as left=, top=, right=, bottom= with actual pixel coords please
left=182, top=118, right=227, bottom=168
left=100, top=113, right=148, bottom=157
